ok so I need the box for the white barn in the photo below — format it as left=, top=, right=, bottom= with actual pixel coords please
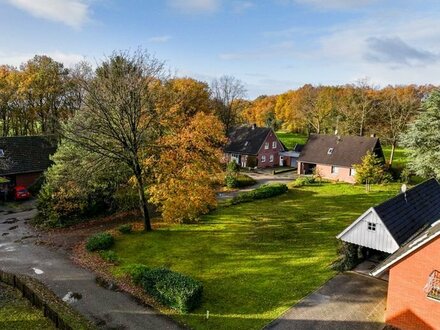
left=337, top=179, right=440, bottom=254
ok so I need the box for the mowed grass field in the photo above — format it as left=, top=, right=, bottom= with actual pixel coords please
left=0, top=282, right=55, bottom=330
left=111, top=183, right=401, bottom=330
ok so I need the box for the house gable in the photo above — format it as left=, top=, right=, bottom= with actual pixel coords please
left=337, top=208, right=399, bottom=253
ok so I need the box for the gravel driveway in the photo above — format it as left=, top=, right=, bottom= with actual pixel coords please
left=0, top=203, right=181, bottom=330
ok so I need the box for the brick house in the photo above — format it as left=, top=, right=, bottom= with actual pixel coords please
left=297, top=134, right=384, bottom=183
left=337, top=179, right=440, bottom=254
left=371, top=219, right=440, bottom=329
left=224, top=125, right=285, bottom=168
left=0, top=136, right=57, bottom=188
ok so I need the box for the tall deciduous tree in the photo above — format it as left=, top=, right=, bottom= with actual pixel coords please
left=64, top=51, right=165, bottom=231
left=211, top=75, right=246, bottom=132
left=401, top=90, right=440, bottom=179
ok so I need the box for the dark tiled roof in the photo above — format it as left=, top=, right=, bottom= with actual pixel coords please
left=224, top=126, right=272, bottom=155
left=373, top=178, right=440, bottom=246
left=0, top=136, right=57, bottom=175
left=372, top=220, right=440, bottom=276
left=298, top=134, right=381, bottom=167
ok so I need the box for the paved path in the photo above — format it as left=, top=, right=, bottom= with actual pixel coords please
left=0, top=206, right=181, bottom=330
left=266, top=273, right=387, bottom=330
left=217, top=170, right=296, bottom=200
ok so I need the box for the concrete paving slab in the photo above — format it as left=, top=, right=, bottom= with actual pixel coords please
left=266, top=272, right=387, bottom=330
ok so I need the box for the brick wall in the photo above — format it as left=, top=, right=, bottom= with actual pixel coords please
left=297, top=162, right=356, bottom=183
left=386, top=236, right=440, bottom=330
left=256, top=131, right=284, bottom=168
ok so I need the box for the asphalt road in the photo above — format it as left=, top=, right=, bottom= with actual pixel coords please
left=0, top=204, right=181, bottom=330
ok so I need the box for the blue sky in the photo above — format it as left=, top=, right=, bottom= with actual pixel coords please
left=1, top=0, right=440, bottom=98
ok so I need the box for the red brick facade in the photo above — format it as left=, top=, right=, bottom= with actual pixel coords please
left=225, top=130, right=284, bottom=168
left=297, top=162, right=356, bottom=183
left=386, top=236, right=440, bottom=330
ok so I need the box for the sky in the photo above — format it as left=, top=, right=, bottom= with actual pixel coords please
left=1, top=0, right=440, bottom=98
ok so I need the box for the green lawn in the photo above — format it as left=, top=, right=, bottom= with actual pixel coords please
left=382, top=146, right=409, bottom=168
left=0, top=282, right=55, bottom=330
left=111, top=182, right=400, bottom=330
left=276, top=131, right=307, bottom=149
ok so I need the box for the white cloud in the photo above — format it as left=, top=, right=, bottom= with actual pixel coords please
left=232, top=1, right=254, bottom=13
left=148, top=35, right=172, bottom=43
left=167, top=0, right=220, bottom=13
left=279, top=0, right=377, bottom=10
left=6, top=0, right=90, bottom=29
left=0, top=51, right=85, bottom=67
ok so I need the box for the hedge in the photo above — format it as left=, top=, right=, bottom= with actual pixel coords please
left=127, top=264, right=203, bottom=313
left=86, top=232, right=114, bottom=252
left=231, top=183, right=288, bottom=205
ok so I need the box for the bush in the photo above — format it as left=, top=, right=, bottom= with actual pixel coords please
left=86, top=232, right=114, bottom=252
left=225, top=161, right=240, bottom=188
left=118, top=224, right=133, bottom=234
left=99, top=250, right=120, bottom=264
left=127, top=264, right=203, bottom=313
left=231, top=183, right=288, bottom=205
left=289, top=176, right=316, bottom=188
left=235, top=174, right=257, bottom=188
left=332, top=242, right=365, bottom=272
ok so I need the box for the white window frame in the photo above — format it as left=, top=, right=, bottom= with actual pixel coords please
left=261, top=155, right=266, bottom=163
left=264, top=142, right=269, bottom=150
left=367, top=222, right=376, bottom=231
left=350, top=168, right=356, bottom=177
left=269, top=154, right=274, bottom=162
left=327, top=148, right=334, bottom=155
left=331, top=166, right=339, bottom=174
left=272, top=141, right=277, bottom=149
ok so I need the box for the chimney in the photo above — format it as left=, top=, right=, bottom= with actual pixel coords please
left=251, top=123, right=257, bottom=130
left=371, top=133, right=376, bottom=138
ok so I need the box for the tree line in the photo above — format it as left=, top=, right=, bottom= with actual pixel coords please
left=241, top=81, right=436, bottom=165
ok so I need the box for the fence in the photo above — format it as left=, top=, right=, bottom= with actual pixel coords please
left=0, top=269, right=72, bottom=330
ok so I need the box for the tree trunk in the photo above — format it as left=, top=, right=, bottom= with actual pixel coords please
left=134, top=165, right=152, bottom=232
left=388, top=140, right=396, bottom=166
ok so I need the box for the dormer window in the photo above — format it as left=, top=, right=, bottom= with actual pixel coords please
left=0, top=149, right=5, bottom=158
left=327, top=148, right=334, bottom=155
left=244, top=141, right=249, bottom=147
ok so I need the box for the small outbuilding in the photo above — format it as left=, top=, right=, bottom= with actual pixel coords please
left=337, top=178, right=440, bottom=254
left=0, top=136, right=57, bottom=188
left=297, top=134, right=384, bottom=183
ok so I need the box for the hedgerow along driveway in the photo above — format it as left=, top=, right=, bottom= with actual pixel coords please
left=110, top=183, right=400, bottom=330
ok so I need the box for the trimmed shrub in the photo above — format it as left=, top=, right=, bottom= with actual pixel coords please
left=231, top=183, right=288, bottom=205
left=86, top=232, right=114, bottom=252
left=289, top=176, right=316, bottom=188
left=99, top=250, right=120, bottom=264
left=118, top=224, right=133, bottom=234
left=127, top=264, right=203, bottom=313
left=235, top=174, right=257, bottom=188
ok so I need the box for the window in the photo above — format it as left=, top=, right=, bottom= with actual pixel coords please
left=244, top=141, right=249, bottom=146
left=272, top=141, right=277, bottom=149
left=425, top=270, right=440, bottom=301
left=350, top=168, right=356, bottom=176
left=331, top=166, right=339, bottom=174
left=327, top=148, right=334, bottom=155
left=264, top=142, right=269, bottom=150
left=269, top=154, right=274, bottom=162
left=261, top=155, right=266, bottom=162
left=367, top=222, right=376, bottom=231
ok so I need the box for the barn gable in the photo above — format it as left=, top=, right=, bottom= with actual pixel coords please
left=337, top=208, right=400, bottom=253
